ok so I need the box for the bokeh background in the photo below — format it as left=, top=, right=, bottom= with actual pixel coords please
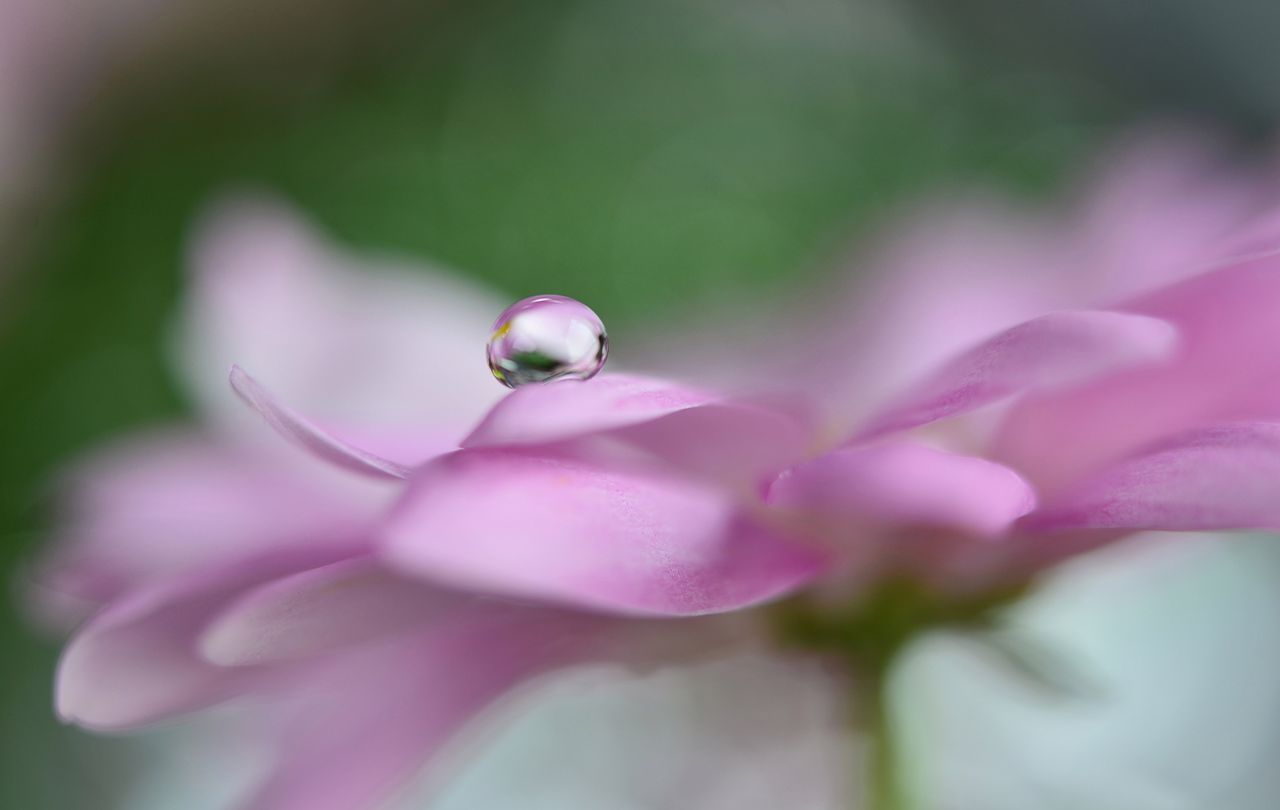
left=4, top=0, right=1280, bottom=806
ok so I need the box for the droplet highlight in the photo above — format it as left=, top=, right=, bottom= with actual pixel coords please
left=487, top=295, right=608, bottom=388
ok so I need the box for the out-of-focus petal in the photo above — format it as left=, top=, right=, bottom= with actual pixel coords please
left=769, top=442, right=1036, bottom=540
left=1022, top=422, right=1280, bottom=533
left=853, top=310, right=1179, bottom=440
left=633, top=196, right=1068, bottom=428
left=896, top=533, right=1280, bottom=810
left=426, top=651, right=855, bottom=810
left=200, top=559, right=456, bottom=666
left=242, top=611, right=606, bottom=810
left=1063, top=132, right=1268, bottom=299
left=995, top=255, right=1280, bottom=494
left=464, top=375, right=811, bottom=487
left=178, top=198, right=505, bottom=437
left=56, top=549, right=352, bottom=731
left=30, top=430, right=373, bottom=627
left=230, top=366, right=417, bottom=480
left=381, top=449, right=826, bottom=616
left=122, top=708, right=274, bottom=810
left=638, top=136, right=1250, bottom=432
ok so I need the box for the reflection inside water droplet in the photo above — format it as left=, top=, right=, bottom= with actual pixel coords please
left=486, top=295, right=608, bottom=388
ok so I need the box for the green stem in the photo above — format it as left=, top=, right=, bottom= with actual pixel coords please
left=864, top=668, right=906, bottom=810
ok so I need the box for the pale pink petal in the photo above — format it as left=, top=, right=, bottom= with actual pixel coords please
left=1063, top=131, right=1268, bottom=298
left=638, top=135, right=1249, bottom=430
left=995, top=255, right=1280, bottom=494
left=243, top=611, right=607, bottom=810
left=56, top=548, right=352, bottom=731
left=1022, top=422, right=1280, bottom=533
left=768, top=442, right=1036, bottom=540
left=230, top=366, right=416, bottom=480
left=464, top=374, right=810, bottom=486
left=200, top=559, right=456, bottom=666
left=633, top=197, right=1069, bottom=427
left=854, top=310, right=1179, bottom=440
left=381, top=449, right=826, bottom=616
left=179, top=198, right=505, bottom=436
left=30, top=430, right=372, bottom=627
left=463, top=374, right=716, bottom=446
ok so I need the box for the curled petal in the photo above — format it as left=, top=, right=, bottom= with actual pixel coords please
left=230, top=366, right=414, bottom=480
left=1023, top=422, right=1280, bottom=533
left=381, top=449, right=826, bottom=616
left=853, top=310, right=1179, bottom=440
left=200, top=559, right=456, bottom=666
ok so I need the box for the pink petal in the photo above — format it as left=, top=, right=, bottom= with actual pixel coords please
left=200, top=559, right=456, bottom=666
left=464, top=374, right=715, bottom=445
left=242, top=611, right=606, bottom=810
left=464, top=374, right=810, bottom=486
left=1064, top=132, right=1267, bottom=298
left=854, top=310, right=1179, bottom=440
left=56, top=549, right=352, bottom=731
left=601, top=397, right=813, bottom=489
left=1022, top=422, right=1280, bottom=533
left=640, top=136, right=1256, bottom=436
left=230, top=366, right=415, bottom=480
left=381, top=449, right=826, bottom=616
left=994, top=256, right=1280, bottom=495
left=633, top=199, right=1070, bottom=428
left=768, top=442, right=1036, bottom=540
left=180, top=199, right=504, bottom=435
left=29, top=430, right=374, bottom=627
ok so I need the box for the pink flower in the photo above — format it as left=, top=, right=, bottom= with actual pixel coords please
left=34, top=137, right=1280, bottom=810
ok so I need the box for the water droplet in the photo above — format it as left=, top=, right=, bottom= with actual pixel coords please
left=487, top=295, right=608, bottom=388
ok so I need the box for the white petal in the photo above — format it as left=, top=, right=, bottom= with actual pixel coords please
left=895, top=533, right=1280, bottom=810
left=177, top=197, right=506, bottom=437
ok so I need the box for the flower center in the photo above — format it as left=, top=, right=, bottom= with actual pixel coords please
left=769, top=576, right=1031, bottom=672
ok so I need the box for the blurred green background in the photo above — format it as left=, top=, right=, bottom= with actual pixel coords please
left=3, top=0, right=1267, bottom=805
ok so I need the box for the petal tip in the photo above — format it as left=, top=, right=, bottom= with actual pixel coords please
left=227, top=364, right=413, bottom=480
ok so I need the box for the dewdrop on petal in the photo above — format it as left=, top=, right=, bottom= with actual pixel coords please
left=486, top=295, right=608, bottom=388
